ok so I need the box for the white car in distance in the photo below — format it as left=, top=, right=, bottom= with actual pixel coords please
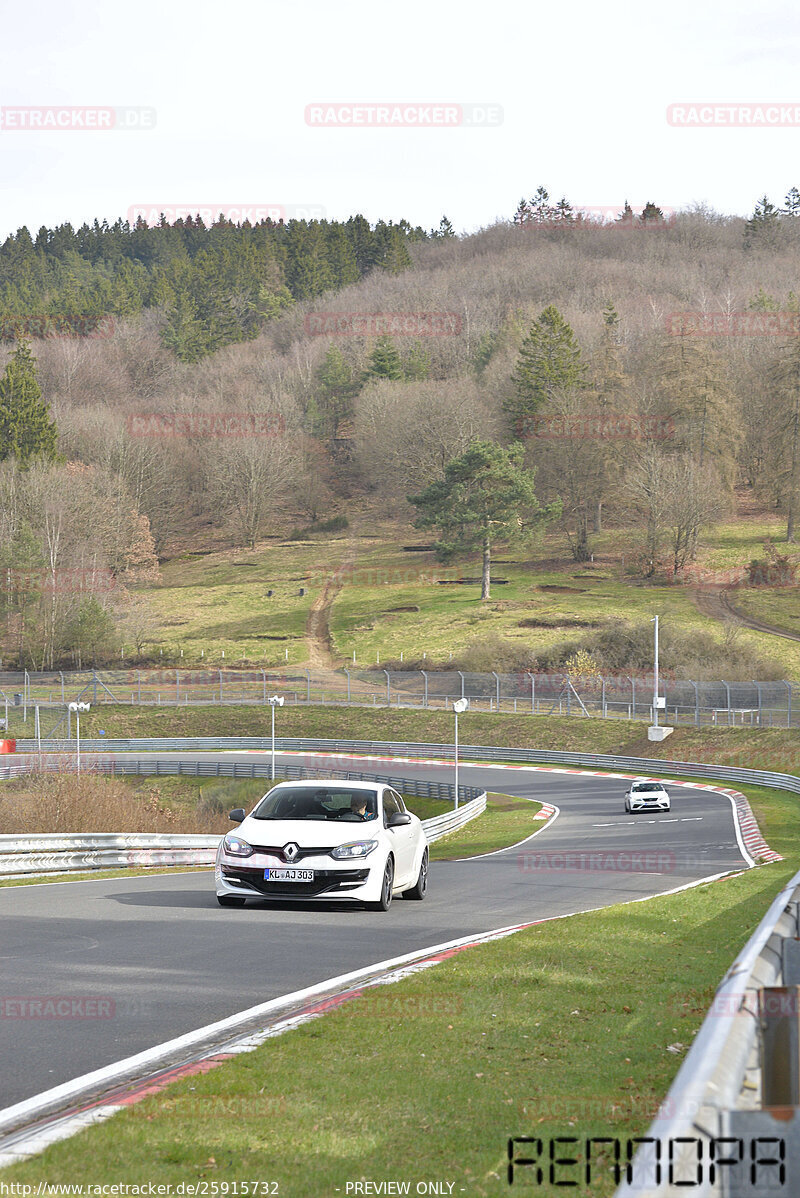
left=215, top=780, right=428, bottom=911
left=624, top=780, right=671, bottom=813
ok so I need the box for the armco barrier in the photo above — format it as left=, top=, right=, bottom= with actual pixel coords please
left=614, top=866, right=800, bottom=1198
left=17, top=735, right=800, bottom=800
left=0, top=764, right=487, bottom=875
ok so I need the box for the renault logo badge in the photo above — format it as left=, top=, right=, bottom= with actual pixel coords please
left=283, top=843, right=299, bottom=862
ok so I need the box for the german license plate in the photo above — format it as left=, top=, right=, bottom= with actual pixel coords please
left=264, top=868, right=314, bottom=881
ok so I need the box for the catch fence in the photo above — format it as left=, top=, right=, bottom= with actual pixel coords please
left=0, top=668, right=798, bottom=730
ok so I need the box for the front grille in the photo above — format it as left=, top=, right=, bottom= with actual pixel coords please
left=249, top=844, right=337, bottom=863
left=222, top=867, right=369, bottom=896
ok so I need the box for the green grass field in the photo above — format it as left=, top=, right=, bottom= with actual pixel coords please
left=95, top=514, right=800, bottom=675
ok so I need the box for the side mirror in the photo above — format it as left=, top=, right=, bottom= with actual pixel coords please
left=387, top=811, right=412, bottom=828
left=229, top=808, right=246, bottom=823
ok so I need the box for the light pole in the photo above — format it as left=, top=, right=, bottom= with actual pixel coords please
left=453, top=697, right=469, bottom=810
left=267, top=695, right=284, bottom=780
left=68, top=701, right=91, bottom=775
left=651, top=615, right=659, bottom=727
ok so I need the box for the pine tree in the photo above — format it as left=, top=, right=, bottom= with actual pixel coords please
left=785, top=187, right=800, bottom=216
left=317, top=344, right=358, bottom=439
left=0, top=341, right=58, bottom=466
left=640, top=202, right=665, bottom=225
left=744, top=196, right=781, bottom=248
left=161, top=291, right=207, bottom=362
left=365, top=336, right=404, bottom=381
left=408, top=440, right=559, bottom=600
left=436, top=216, right=456, bottom=238
left=504, top=306, right=584, bottom=434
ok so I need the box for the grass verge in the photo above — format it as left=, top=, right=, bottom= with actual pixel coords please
left=2, top=859, right=795, bottom=1197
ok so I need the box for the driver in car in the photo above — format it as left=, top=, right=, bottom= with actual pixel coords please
left=350, top=796, right=373, bottom=820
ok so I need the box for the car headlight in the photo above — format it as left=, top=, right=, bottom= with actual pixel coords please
left=223, top=834, right=254, bottom=858
left=331, top=840, right=379, bottom=860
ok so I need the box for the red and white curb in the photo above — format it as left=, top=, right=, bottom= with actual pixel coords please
left=264, top=749, right=782, bottom=865
left=0, top=865, right=740, bottom=1170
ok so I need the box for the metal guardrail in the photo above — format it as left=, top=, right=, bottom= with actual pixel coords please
left=17, top=734, right=800, bottom=800
left=0, top=756, right=488, bottom=873
left=614, top=867, right=800, bottom=1198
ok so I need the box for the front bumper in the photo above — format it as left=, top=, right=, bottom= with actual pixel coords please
left=628, top=798, right=670, bottom=811
left=215, top=845, right=387, bottom=902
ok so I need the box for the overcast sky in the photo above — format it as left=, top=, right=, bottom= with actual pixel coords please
left=1, top=0, right=799, bottom=239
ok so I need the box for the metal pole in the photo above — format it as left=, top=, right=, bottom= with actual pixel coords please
left=271, top=703, right=275, bottom=781
left=35, top=704, right=40, bottom=760
left=458, top=671, right=465, bottom=700
left=652, top=615, right=659, bottom=727
left=344, top=669, right=351, bottom=703
left=137, top=671, right=141, bottom=704
left=219, top=670, right=223, bottom=703
left=452, top=709, right=459, bottom=814
left=176, top=671, right=179, bottom=702
left=93, top=671, right=97, bottom=705
left=60, top=671, right=64, bottom=703
left=306, top=671, right=311, bottom=702
left=421, top=670, right=428, bottom=708
left=754, top=680, right=763, bottom=726
left=67, top=705, right=72, bottom=740
left=262, top=670, right=267, bottom=703
left=527, top=672, right=535, bottom=713
left=76, top=712, right=81, bottom=777
left=692, top=681, right=699, bottom=727
left=384, top=669, right=390, bottom=707
left=492, top=671, right=500, bottom=711
left=786, top=680, right=793, bottom=729
left=601, top=677, right=606, bottom=718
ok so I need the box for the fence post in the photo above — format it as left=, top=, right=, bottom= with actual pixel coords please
left=345, top=669, right=351, bottom=703
left=458, top=671, right=465, bottom=700
left=137, top=671, right=141, bottom=704
left=601, top=676, right=606, bottom=718
left=261, top=669, right=267, bottom=703
left=786, top=680, right=793, bottom=728
left=384, top=669, right=391, bottom=707
left=754, top=680, right=763, bottom=726
left=60, top=671, right=64, bottom=703
left=421, top=670, right=428, bottom=708
left=721, top=680, right=731, bottom=724
left=93, top=671, right=98, bottom=704
left=306, top=671, right=311, bottom=702
left=527, top=672, right=535, bottom=713
left=691, top=680, right=699, bottom=727
left=491, top=671, right=500, bottom=711
left=176, top=671, right=180, bottom=703
left=629, top=676, right=636, bottom=719
left=67, top=704, right=72, bottom=740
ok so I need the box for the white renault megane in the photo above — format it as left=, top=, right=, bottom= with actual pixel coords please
left=215, top=780, right=429, bottom=911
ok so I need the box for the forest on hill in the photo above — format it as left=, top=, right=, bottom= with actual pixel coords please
left=1, top=192, right=800, bottom=668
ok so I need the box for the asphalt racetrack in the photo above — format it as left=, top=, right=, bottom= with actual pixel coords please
left=0, top=751, right=749, bottom=1109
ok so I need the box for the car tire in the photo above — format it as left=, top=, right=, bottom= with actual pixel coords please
left=403, top=848, right=428, bottom=900
left=370, top=856, right=394, bottom=911
left=625, top=801, right=630, bottom=813
left=217, top=895, right=247, bottom=908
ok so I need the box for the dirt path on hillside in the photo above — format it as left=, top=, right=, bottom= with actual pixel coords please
left=304, top=575, right=342, bottom=667
left=691, top=586, right=800, bottom=643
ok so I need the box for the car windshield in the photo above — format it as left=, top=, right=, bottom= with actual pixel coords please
left=635, top=784, right=661, bottom=792
left=251, top=786, right=379, bottom=821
